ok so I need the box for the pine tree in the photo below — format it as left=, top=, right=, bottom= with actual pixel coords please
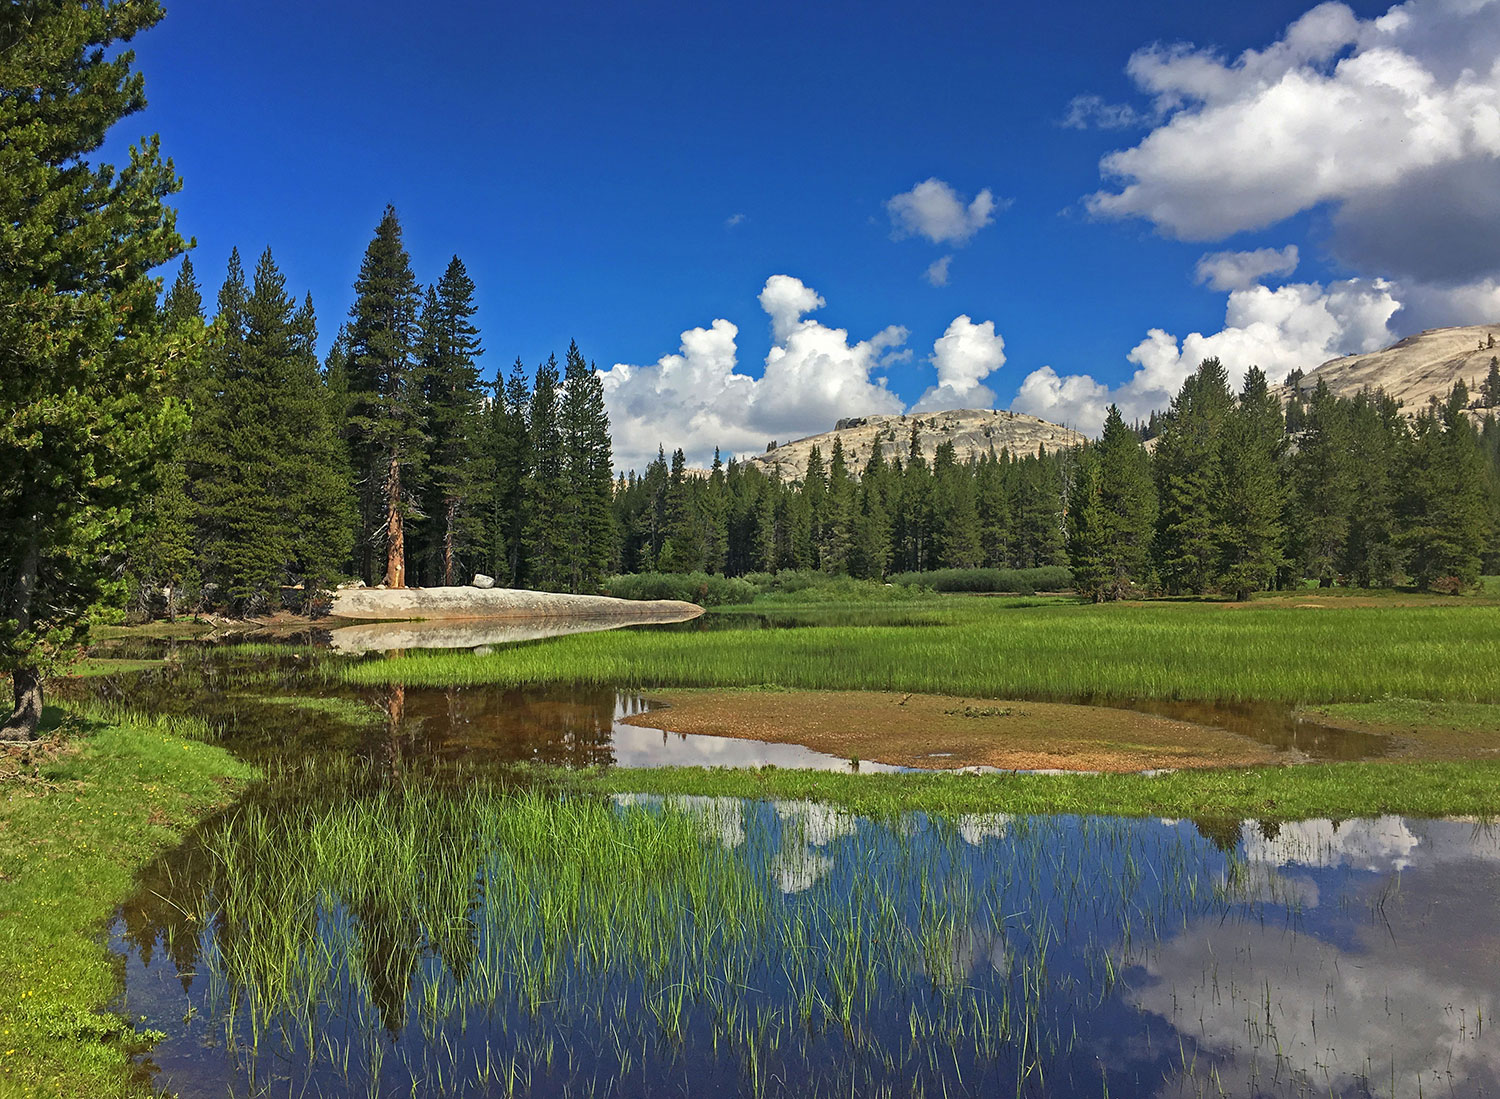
left=752, top=473, right=780, bottom=574
left=1401, top=383, right=1489, bottom=589
left=560, top=342, right=616, bottom=591
left=1092, top=404, right=1157, bottom=597
left=419, top=257, right=485, bottom=585
left=1291, top=378, right=1355, bottom=585
left=803, top=446, right=827, bottom=570
left=660, top=448, right=703, bottom=573
left=1342, top=390, right=1406, bottom=587
left=1, top=1, right=194, bottom=735
left=975, top=450, right=1011, bottom=568
left=1480, top=357, right=1500, bottom=408
left=703, top=450, right=729, bottom=573
left=1154, top=358, right=1232, bottom=593
left=1218, top=368, right=1286, bottom=600
left=192, top=250, right=353, bottom=611
left=896, top=427, right=933, bottom=571
left=1066, top=447, right=1111, bottom=601
left=286, top=293, right=357, bottom=604
left=821, top=437, right=855, bottom=574
left=932, top=441, right=982, bottom=568
left=1012, top=449, right=1066, bottom=569
left=638, top=446, right=670, bottom=571
left=346, top=206, right=425, bottom=587
left=132, top=259, right=204, bottom=618
left=852, top=440, right=894, bottom=578
left=188, top=251, right=250, bottom=603
left=485, top=358, right=532, bottom=583
left=522, top=355, right=567, bottom=589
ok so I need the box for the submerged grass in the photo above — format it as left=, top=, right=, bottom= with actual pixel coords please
left=133, top=766, right=1248, bottom=1096
left=0, top=707, right=253, bottom=1098
left=341, top=600, right=1500, bottom=705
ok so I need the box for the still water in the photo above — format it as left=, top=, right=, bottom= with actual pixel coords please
left=72, top=626, right=1488, bottom=1096
left=113, top=796, right=1500, bottom=1098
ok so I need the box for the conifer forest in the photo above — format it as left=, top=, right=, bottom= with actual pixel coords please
left=127, top=224, right=1500, bottom=615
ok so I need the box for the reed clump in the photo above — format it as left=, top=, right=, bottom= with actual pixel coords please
left=170, top=774, right=1253, bottom=1096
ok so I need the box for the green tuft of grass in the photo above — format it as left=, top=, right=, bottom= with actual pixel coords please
left=0, top=709, right=254, bottom=1098
left=61, top=658, right=167, bottom=679
left=1303, top=698, right=1500, bottom=733
left=553, top=759, right=1500, bottom=821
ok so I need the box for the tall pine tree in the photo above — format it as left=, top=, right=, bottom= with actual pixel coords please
left=1092, top=404, right=1157, bottom=598
left=419, top=257, right=485, bottom=585
left=2, top=0, right=190, bottom=737
left=560, top=342, right=616, bottom=591
left=1218, top=367, right=1286, bottom=600
left=522, top=355, right=567, bottom=589
left=1154, top=358, right=1232, bottom=594
left=346, top=206, right=425, bottom=587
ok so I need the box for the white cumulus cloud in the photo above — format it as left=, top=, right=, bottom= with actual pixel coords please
left=1011, top=272, right=1401, bottom=432
left=1084, top=0, right=1500, bottom=286
left=1194, top=245, right=1301, bottom=291
left=886, top=178, right=1001, bottom=245
left=924, top=255, right=954, bottom=287
left=910, top=316, right=1006, bottom=412
left=600, top=276, right=910, bottom=469
left=601, top=276, right=1015, bottom=469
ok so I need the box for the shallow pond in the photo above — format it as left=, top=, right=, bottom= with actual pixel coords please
left=113, top=790, right=1500, bottom=1098
left=75, top=627, right=1497, bottom=1096
left=75, top=630, right=1387, bottom=770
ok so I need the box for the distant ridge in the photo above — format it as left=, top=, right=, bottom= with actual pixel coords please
left=746, top=408, right=1087, bottom=481
left=1282, top=323, right=1500, bottom=413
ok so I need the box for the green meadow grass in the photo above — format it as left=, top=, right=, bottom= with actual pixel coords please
left=559, top=759, right=1500, bottom=820
left=1304, top=698, right=1500, bottom=732
left=340, top=601, right=1500, bottom=705
left=0, top=707, right=253, bottom=1099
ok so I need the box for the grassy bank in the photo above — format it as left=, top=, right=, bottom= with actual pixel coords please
left=341, top=600, right=1500, bottom=704
left=560, top=759, right=1500, bottom=821
left=0, top=707, right=253, bottom=1098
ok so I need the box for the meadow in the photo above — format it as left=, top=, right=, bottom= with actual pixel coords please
left=0, top=707, right=252, bottom=1098
left=340, top=597, right=1500, bottom=706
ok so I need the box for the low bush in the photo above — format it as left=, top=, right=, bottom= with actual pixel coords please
left=601, top=572, right=757, bottom=607
left=888, top=566, right=1073, bottom=594
left=739, top=570, right=934, bottom=603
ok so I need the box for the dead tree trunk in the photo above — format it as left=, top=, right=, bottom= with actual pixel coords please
left=383, top=448, right=406, bottom=589
left=442, top=497, right=457, bottom=587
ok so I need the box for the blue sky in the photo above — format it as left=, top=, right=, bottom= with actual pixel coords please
left=126, top=0, right=1500, bottom=465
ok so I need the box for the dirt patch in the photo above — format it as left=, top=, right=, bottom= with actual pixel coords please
left=620, top=690, right=1287, bottom=772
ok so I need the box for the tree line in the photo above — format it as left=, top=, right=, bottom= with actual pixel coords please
left=128, top=207, right=617, bottom=614
left=601, top=360, right=1499, bottom=600
left=129, top=243, right=1500, bottom=614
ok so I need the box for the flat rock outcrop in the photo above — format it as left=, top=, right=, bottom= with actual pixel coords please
left=331, top=585, right=703, bottom=622
left=746, top=408, right=1086, bottom=481
left=328, top=613, right=698, bottom=653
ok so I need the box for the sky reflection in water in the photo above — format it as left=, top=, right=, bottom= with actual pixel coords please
left=113, top=803, right=1500, bottom=1098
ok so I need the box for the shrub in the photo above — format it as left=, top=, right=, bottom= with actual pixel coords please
left=887, top=567, right=1074, bottom=594
left=600, top=572, right=757, bottom=607
left=743, top=570, right=932, bottom=604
